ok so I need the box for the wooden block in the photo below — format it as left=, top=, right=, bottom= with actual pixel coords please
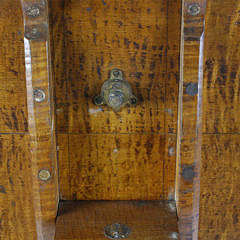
left=55, top=200, right=178, bottom=240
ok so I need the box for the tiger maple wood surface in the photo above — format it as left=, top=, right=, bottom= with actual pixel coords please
left=202, top=0, right=240, bottom=134
left=199, top=135, right=240, bottom=240
left=199, top=0, right=240, bottom=239
left=58, top=134, right=176, bottom=200
left=55, top=200, right=178, bottom=240
left=0, top=0, right=59, bottom=239
left=0, top=1, right=37, bottom=239
left=0, top=0, right=28, bottom=133
left=0, top=134, right=37, bottom=239
left=51, top=0, right=181, bottom=200
left=176, top=1, right=206, bottom=239
left=21, top=0, right=59, bottom=238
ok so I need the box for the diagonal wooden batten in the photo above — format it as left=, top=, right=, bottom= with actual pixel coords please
left=20, top=0, right=59, bottom=239
left=176, top=0, right=207, bottom=239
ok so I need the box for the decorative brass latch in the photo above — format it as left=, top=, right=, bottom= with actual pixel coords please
left=94, top=69, right=137, bottom=112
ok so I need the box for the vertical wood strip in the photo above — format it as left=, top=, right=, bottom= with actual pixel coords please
left=20, top=0, right=58, bottom=239
left=176, top=0, right=206, bottom=239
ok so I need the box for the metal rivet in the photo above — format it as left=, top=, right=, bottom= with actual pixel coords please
left=33, top=88, right=46, bottom=102
left=185, top=82, right=198, bottom=96
left=182, top=166, right=195, bottom=181
left=104, top=223, right=131, bottom=239
left=187, top=3, right=201, bottom=16
left=38, top=169, right=51, bottom=181
left=169, top=232, right=178, bottom=239
left=168, top=146, right=175, bottom=156
left=25, top=6, right=40, bottom=17
left=94, top=95, right=104, bottom=105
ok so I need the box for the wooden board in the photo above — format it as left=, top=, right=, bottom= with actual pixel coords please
left=51, top=0, right=180, bottom=134
left=55, top=200, right=178, bottom=240
left=0, top=0, right=28, bottom=133
left=198, top=0, right=240, bottom=239
left=0, top=134, right=37, bottom=240
left=199, top=135, right=240, bottom=240
left=202, top=0, right=240, bottom=133
left=51, top=0, right=181, bottom=200
left=58, top=134, right=176, bottom=200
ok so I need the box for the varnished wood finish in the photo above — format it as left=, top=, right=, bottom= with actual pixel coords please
left=0, top=0, right=28, bottom=133
left=55, top=201, right=178, bottom=240
left=21, top=0, right=58, bottom=239
left=0, top=1, right=37, bottom=239
left=202, top=0, right=240, bottom=134
left=51, top=0, right=181, bottom=200
left=0, top=134, right=37, bottom=239
left=176, top=0, right=206, bottom=239
left=199, top=135, right=240, bottom=240
left=199, top=0, right=240, bottom=239
left=58, top=134, right=177, bottom=200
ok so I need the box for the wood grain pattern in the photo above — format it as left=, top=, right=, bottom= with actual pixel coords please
left=199, top=135, right=240, bottom=240
left=0, top=134, right=37, bottom=240
left=51, top=0, right=181, bottom=201
left=198, top=0, right=240, bottom=239
left=0, top=0, right=28, bottom=133
left=21, top=0, right=59, bottom=239
left=51, top=0, right=180, bottom=135
left=176, top=1, right=206, bottom=239
left=55, top=200, right=178, bottom=240
left=58, top=134, right=176, bottom=200
left=202, top=0, right=240, bottom=134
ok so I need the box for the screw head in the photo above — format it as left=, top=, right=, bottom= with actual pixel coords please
left=111, top=69, right=123, bottom=80
left=187, top=3, right=201, bottom=16
left=25, top=6, right=40, bottom=17
left=129, top=96, right=137, bottom=106
left=33, top=88, right=46, bottom=102
left=182, top=166, right=195, bottom=181
left=104, top=223, right=131, bottom=239
left=38, top=169, right=51, bottom=181
left=168, top=146, right=175, bottom=156
left=94, top=95, right=104, bottom=105
left=185, top=82, right=198, bottom=96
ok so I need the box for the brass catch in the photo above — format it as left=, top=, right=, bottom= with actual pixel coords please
left=94, top=69, right=137, bottom=112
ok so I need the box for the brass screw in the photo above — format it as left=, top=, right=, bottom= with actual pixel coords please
left=187, top=3, right=201, bottom=16
left=168, top=146, right=175, bottom=156
left=104, top=223, right=131, bottom=239
left=38, top=169, right=51, bottom=181
left=33, top=88, right=46, bottom=102
left=26, top=6, right=40, bottom=17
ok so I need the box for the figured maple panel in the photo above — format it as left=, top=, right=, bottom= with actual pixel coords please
left=0, top=0, right=28, bottom=133
left=55, top=200, right=178, bottom=240
left=69, top=134, right=165, bottom=200
left=50, top=0, right=181, bottom=200
left=199, top=135, right=240, bottom=240
left=51, top=0, right=180, bottom=134
left=58, top=133, right=176, bottom=200
left=202, top=0, right=240, bottom=133
left=0, top=134, right=37, bottom=239
left=58, top=134, right=168, bottom=200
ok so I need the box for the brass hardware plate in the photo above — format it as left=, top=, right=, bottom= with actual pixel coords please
left=94, top=69, right=137, bottom=112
